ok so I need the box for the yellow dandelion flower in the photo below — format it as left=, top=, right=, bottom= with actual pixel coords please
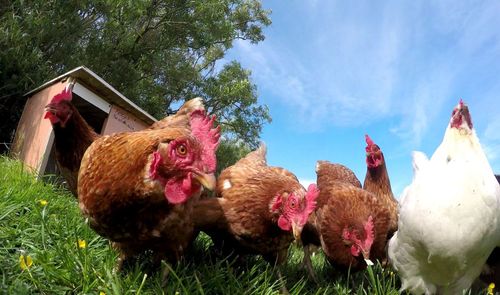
left=39, top=200, right=48, bottom=206
left=19, top=255, right=33, bottom=270
left=99, top=292, right=106, bottom=295
left=488, top=282, right=495, bottom=295
left=78, top=239, right=86, bottom=249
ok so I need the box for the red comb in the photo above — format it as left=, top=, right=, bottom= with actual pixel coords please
left=189, top=110, right=221, bottom=172
left=50, top=88, right=72, bottom=104
left=270, top=195, right=283, bottom=213
left=365, top=134, right=374, bottom=147
left=304, top=184, right=319, bottom=216
left=363, top=216, right=375, bottom=250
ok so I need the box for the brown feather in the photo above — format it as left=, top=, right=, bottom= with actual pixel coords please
left=78, top=99, right=216, bottom=267
left=195, top=145, right=305, bottom=265
left=313, top=160, right=361, bottom=210
left=317, top=183, right=390, bottom=271
left=363, top=152, right=398, bottom=237
left=149, top=97, right=204, bottom=130
left=301, top=161, right=361, bottom=246
left=316, top=160, right=361, bottom=189
left=50, top=97, right=200, bottom=197
left=51, top=102, right=99, bottom=196
left=78, top=128, right=203, bottom=263
left=302, top=161, right=391, bottom=272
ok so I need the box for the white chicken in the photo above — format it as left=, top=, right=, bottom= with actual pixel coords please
left=388, top=100, right=500, bottom=294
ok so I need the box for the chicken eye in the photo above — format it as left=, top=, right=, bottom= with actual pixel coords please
left=176, top=144, right=188, bottom=156
left=289, top=199, right=297, bottom=208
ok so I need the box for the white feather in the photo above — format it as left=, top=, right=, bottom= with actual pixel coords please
left=222, top=179, right=232, bottom=190
left=411, top=151, right=429, bottom=176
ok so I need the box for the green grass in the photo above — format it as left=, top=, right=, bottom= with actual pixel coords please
left=0, top=156, right=487, bottom=294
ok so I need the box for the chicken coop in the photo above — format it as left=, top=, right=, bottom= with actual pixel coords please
left=11, top=66, right=157, bottom=178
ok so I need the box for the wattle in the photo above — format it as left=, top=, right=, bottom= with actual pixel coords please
left=164, top=175, right=197, bottom=204
left=277, top=215, right=291, bottom=231
left=44, top=112, right=59, bottom=124
left=351, top=245, right=360, bottom=257
left=367, top=155, right=382, bottom=168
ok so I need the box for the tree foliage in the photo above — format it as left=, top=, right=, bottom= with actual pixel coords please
left=0, top=0, right=271, bottom=154
left=216, top=138, right=252, bottom=176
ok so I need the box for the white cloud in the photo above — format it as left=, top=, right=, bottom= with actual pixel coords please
left=389, top=66, right=455, bottom=147
left=228, top=1, right=500, bottom=150
left=231, top=3, right=411, bottom=128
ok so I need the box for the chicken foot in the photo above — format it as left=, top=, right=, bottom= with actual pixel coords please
left=302, top=245, right=319, bottom=284
left=113, top=242, right=140, bottom=273
left=276, top=268, right=290, bottom=295
left=264, top=250, right=290, bottom=295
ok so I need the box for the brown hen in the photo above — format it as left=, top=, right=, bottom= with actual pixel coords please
left=78, top=106, right=220, bottom=269
left=301, top=161, right=391, bottom=279
left=193, top=144, right=319, bottom=290
left=44, top=86, right=99, bottom=196
left=363, top=135, right=398, bottom=237
left=300, top=160, right=361, bottom=279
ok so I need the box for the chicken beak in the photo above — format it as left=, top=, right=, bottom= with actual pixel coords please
left=44, top=104, right=55, bottom=114
left=292, top=222, right=302, bottom=244
left=193, top=172, right=216, bottom=191
left=44, top=104, right=60, bottom=123
left=361, top=249, right=374, bottom=266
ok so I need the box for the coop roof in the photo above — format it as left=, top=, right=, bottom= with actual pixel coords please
left=25, top=66, right=157, bottom=125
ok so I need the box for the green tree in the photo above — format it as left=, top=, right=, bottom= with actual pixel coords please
left=216, top=138, right=252, bottom=176
left=0, top=0, right=271, bottom=154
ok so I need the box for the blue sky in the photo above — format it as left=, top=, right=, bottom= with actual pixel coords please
left=225, top=1, right=500, bottom=197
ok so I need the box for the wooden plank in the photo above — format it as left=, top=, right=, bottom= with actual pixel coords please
left=72, top=82, right=112, bottom=113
